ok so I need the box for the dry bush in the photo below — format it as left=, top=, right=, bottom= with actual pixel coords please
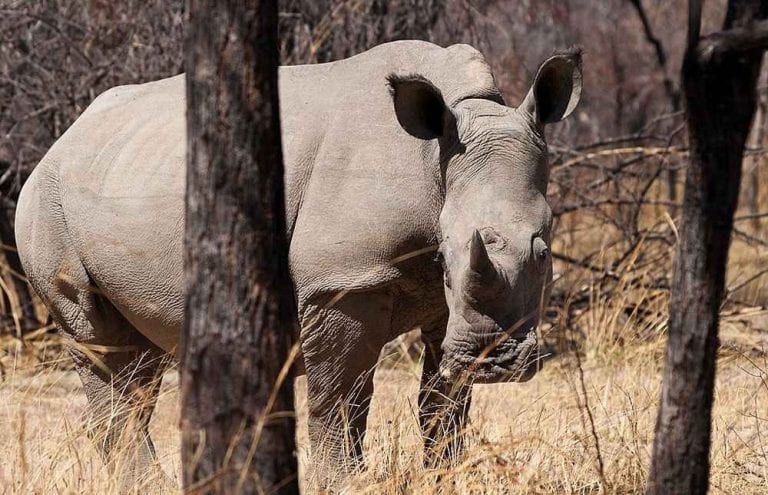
left=0, top=0, right=183, bottom=336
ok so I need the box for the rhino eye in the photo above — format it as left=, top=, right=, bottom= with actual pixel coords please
left=433, top=250, right=445, bottom=270
left=434, top=250, right=451, bottom=288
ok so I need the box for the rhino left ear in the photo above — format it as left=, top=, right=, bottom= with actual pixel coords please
left=387, top=74, right=457, bottom=140
left=522, top=48, right=583, bottom=125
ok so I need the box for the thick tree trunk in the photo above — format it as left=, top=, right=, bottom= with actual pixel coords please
left=647, top=1, right=767, bottom=494
left=181, top=1, right=299, bottom=494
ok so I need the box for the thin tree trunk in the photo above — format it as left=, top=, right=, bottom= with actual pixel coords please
left=0, top=211, right=38, bottom=333
left=181, top=1, right=299, bottom=493
left=647, top=1, right=767, bottom=494
left=627, top=0, right=682, bottom=207
left=746, top=95, right=765, bottom=231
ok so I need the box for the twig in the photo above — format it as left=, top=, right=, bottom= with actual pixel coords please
left=627, top=0, right=680, bottom=110
left=734, top=211, right=768, bottom=222
left=733, top=227, right=768, bottom=248
left=573, top=344, right=609, bottom=491
left=698, top=19, right=768, bottom=60
left=553, top=146, right=685, bottom=171
left=552, top=251, right=619, bottom=280
left=727, top=267, right=768, bottom=295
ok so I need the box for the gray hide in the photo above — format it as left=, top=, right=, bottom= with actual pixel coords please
left=15, top=40, right=582, bottom=487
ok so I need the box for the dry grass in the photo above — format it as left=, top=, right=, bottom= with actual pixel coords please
left=353, top=353, right=768, bottom=494
left=1, top=326, right=766, bottom=494
left=2, top=193, right=768, bottom=494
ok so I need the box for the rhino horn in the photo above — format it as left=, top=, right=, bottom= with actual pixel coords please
left=468, top=229, right=497, bottom=281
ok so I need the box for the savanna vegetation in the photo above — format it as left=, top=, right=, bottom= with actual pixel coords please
left=1, top=1, right=767, bottom=493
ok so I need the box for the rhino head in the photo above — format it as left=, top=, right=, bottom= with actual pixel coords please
left=389, top=49, right=582, bottom=384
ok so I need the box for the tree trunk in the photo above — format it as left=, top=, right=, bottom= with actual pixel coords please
left=0, top=210, right=38, bottom=334
left=647, top=1, right=767, bottom=494
left=746, top=95, right=765, bottom=231
left=627, top=0, right=683, bottom=207
left=181, top=1, right=299, bottom=493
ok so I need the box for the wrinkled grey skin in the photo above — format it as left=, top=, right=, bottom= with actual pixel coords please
left=15, top=41, right=581, bottom=487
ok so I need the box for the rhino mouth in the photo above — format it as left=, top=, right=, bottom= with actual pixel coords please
left=439, top=329, right=540, bottom=384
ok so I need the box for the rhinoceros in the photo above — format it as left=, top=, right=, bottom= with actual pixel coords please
left=15, top=40, right=581, bottom=485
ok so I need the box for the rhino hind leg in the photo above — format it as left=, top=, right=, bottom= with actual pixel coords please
left=419, top=321, right=472, bottom=466
left=15, top=167, right=173, bottom=491
left=45, top=265, right=173, bottom=492
left=301, top=290, right=394, bottom=488
left=74, top=337, right=172, bottom=492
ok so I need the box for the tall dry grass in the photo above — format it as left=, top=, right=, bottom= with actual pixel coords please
left=1, top=352, right=766, bottom=494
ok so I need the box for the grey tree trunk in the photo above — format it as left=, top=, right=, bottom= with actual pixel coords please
left=181, top=1, right=299, bottom=493
left=647, top=1, right=767, bottom=494
left=746, top=96, right=765, bottom=231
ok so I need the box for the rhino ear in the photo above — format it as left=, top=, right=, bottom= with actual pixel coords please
left=522, top=47, right=583, bottom=125
left=387, top=74, right=456, bottom=140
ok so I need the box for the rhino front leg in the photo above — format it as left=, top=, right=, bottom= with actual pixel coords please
left=301, top=290, right=393, bottom=487
left=419, top=322, right=472, bottom=466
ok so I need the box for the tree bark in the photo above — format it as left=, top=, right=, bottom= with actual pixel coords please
left=181, top=1, right=299, bottom=494
left=647, top=1, right=767, bottom=494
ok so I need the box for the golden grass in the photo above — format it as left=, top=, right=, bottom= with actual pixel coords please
left=1, top=331, right=766, bottom=494
left=2, top=229, right=766, bottom=494
left=353, top=353, right=768, bottom=494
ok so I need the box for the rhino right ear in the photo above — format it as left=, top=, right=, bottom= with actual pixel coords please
left=522, top=48, right=583, bottom=125
left=387, top=74, right=457, bottom=140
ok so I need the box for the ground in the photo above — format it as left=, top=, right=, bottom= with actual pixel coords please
left=1, top=335, right=766, bottom=494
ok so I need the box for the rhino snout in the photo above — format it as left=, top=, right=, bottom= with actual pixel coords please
left=439, top=329, right=540, bottom=384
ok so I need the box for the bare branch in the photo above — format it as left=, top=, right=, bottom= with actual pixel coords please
left=698, top=19, right=768, bottom=61
left=627, top=0, right=680, bottom=109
